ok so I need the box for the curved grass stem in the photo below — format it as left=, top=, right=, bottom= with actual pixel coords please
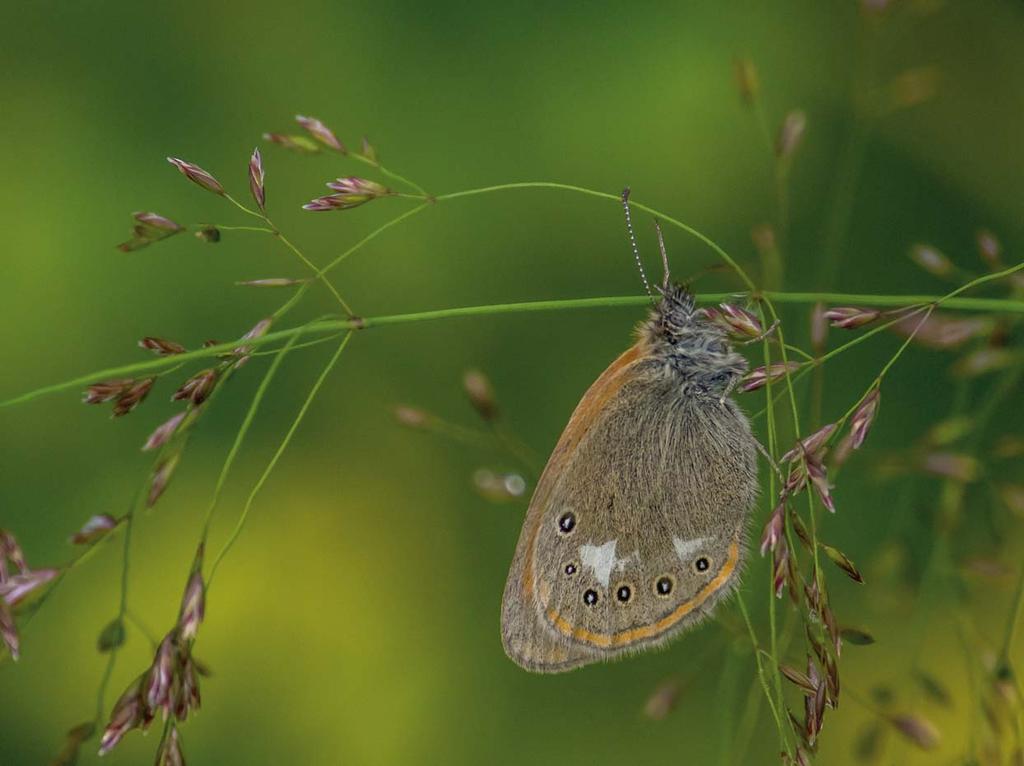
left=198, top=329, right=306, bottom=545
left=6, top=273, right=1024, bottom=411
left=207, top=332, right=354, bottom=585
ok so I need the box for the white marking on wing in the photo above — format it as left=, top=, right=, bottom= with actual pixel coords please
left=672, top=536, right=708, bottom=562
left=579, top=540, right=618, bottom=587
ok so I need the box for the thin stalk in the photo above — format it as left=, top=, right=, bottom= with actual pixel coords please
left=7, top=272, right=1024, bottom=410
left=349, top=152, right=431, bottom=198
left=1000, top=561, right=1024, bottom=671
left=94, top=508, right=135, bottom=724
left=198, top=330, right=305, bottom=544
left=735, top=591, right=790, bottom=752
left=758, top=305, right=788, bottom=740
left=207, top=332, right=354, bottom=585
left=434, top=183, right=757, bottom=291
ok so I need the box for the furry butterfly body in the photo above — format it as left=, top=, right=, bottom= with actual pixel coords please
left=501, top=285, right=758, bottom=672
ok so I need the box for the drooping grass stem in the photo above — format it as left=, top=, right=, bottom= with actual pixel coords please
left=5, top=272, right=1023, bottom=411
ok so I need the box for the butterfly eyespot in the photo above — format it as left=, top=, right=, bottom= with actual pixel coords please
left=557, top=512, right=576, bottom=534
left=615, top=584, right=632, bottom=604
left=564, top=562, right=578, bottom=576
left=694, top=557, right=710, bottom=573
left=654, top=576, right=674, bottom=597
left=583, top=589, right=599, bottom=606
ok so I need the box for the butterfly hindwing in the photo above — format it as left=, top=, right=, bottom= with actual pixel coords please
left=501, top=347, right=758, bottom=671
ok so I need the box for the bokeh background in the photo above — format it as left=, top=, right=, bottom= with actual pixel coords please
left=2, top=0, right=1024, bottom=763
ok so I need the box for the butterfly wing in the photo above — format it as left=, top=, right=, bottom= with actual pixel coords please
left=500, top=344, right=758, bottom=672
left=500, top=344, right=643, bottom=672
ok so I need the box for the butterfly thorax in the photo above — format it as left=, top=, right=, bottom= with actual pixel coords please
left=638, top=284, right=747, bottom=398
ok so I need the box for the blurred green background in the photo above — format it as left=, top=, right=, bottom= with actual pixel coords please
left=2, top=0, right=1024, bottom=763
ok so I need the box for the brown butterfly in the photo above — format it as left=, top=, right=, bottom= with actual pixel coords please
left=500, top=191, right=759, bottom=672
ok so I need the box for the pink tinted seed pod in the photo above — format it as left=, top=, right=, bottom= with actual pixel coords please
left=888, top=713, right=941, bottom=751
left=0, top=529, right=27, bottom=573
left=142, top=412, right=187, bottom=452
left=772, top=539, right=789, bottom=598
left=775, top=110, right=807, bottom=160
left=234, top=317, right=273, bottom=361
left=0, top=568, right=58, bottom=606
left=850, top=388, right=880, bottom=449
left=823, top=306, right=880, bottom=330
left=781, top=461, right=809, bottom=499
left=705, top=304, right=764, bottom=339
left=133, top=212, right=183, bottom=232
left=890, top=313, right=992, bottom=349
left=920, top=452, right=980, bottom=482
left=295, top=115, right=346, bottom=152
left=156, top=726, right=185, bottom=766
left=740, top=361, right=801, bottom=392
left=642, top=678, right=682, bottom=721
left=166, top=157, right=225, bottom=196
left=235, top=277, right=309, bottom=288
left=976, top=229, right=1002, bottom=269
left=178, top=572, right=205, bottom=641
left=139, top=337, right=186, bottom=356
left=83, top=379, right=134, bottom=404
left=806, top=459, right=835, bottom=512
left=304, top=177, right=391, bottom=211
left=175, top=656, right=202, bottom=720
left=172, top=369, right=217, bottom=406
left=909, top=243, right=954, bottom=278
left=119, top=212, right=185, bottom=252
left=98, top=678, right=146, bottom=755
left=759, top=501, right=785, bottom=556
left=70, top=514, right=118, bottom=545
left=262, top=132, right=321, bottom=153
left=360, top=135, right=378, bottom=163
left=248, top=147, right=266, bottom=211
left=147, top=454, right=180, bottom=507
left=781, top=423, right=837, bottom=463
left=463, top=369, right=498, bottom=421
left=951, top=347, right=1017, bottom=378
left=393, top=406, right=432, bottom=429
left=1, top=601, right=19, bottom=660
left=112, top=378, right=155, bottom=418
left=145, top=632, right=177, bottom=714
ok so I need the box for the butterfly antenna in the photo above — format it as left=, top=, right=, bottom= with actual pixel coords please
left=654, top=219, right=671, bottom=289
left=621, top=187, right=653, bottom=299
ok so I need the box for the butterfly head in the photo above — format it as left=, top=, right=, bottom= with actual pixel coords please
left=639, top=285, right=748, bottom=397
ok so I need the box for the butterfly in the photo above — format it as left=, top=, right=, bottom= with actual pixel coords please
left=500, top=193, right=759, bottom=672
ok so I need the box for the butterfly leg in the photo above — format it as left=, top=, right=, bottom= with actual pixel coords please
left=754, top=438, right=785, bottom=481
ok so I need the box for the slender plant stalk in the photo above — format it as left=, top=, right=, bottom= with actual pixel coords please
left=198, top=330, right=306, bottom=544
left=758, top=305, right=789, bottom=745
left=94, top=504, right=135, bottom=724
left=207, top=332, right=354, bottom=584
left=735, top=591, right=789, bottom=751
left=5, top=273, right=1024, bottom=411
